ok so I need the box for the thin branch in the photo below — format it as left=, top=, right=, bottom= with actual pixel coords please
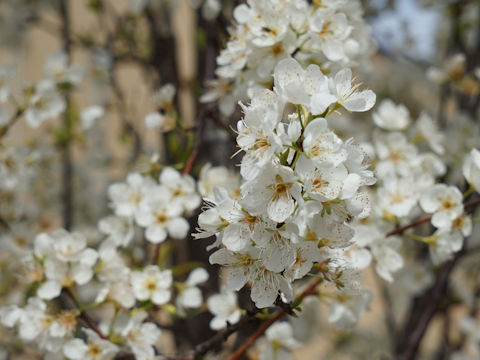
left=227, top=277, right=324, bottom=360
left=182, top=148, right=199, bottom=176
left=228, top=308, right=286, bottom=360
left=151, top=242, right=162, bottom=265
left=386, top=198, right=480, bottom=237
left=182, top=105, right=210, bottom=176
left=191, top=310, right=260, bottom=359
left=63, top=288, right=108, bottom=340
left=395, top=249, right=463, bottom=360
left=0, top=109, right=24, bottom=138
left=386, top=216, right=432, bottom=237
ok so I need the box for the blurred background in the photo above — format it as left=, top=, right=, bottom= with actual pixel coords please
left=0, top=0, right=479, bottom=359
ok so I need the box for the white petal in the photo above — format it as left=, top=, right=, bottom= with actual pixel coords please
left=187, top=268, right=209, bottom=286
left=152, top=289, right=171, bottom=305
left=37, top=280, right=62, bottom=300
left=64, top=339, right=87, bottom=360
left=167, top=217, right=190, bottom=239
left=145, top=225, right=167, bottom=243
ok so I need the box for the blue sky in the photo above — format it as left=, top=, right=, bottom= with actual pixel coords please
left=369, top=0, right=442, bottom=60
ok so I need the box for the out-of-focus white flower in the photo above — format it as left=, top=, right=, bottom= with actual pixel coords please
left=352, top=224, right=403, bottom=282
left=374, top=131, right=418, bottom=179
left=377, top=177, right=419, bottom=218
left=80, top=105, right=104, bottom=130
left=373, top=99, right=410, bottom=130
left=33, top=229, right=98, bottom=300
left=153, top=84, right=175, bottom=108
left=207, top=290, right=241, bottom=330
left=463, top=148, right=480, bottom=191
left=118, top=312, right=161, bottom=360
left=429, top=229, right=463, bottom=265
left=0, top=297, right=72, bottom=352
left=95, top=241, right=135, bottom=308
left=108, top=173, right=156, bottom=218
left=131, top=265, right=172, bottom=305
left=135, top=186, right=189, bottom=243
left=159, top=167, right=201, bottom=212
left=419, top=184, right=463, bottom=230
left=25, top=79, right=66, bottom=128
left=198, top=163, right=241, bottom=199
left=176, top=268, right=209, bottom=316
left=427, top=53, right=465, bottom=84
left=145, top=84, right=176, bottom=131
left=259, top=322, right=299, bottom=360
left=144, top=112, right=174, bottom=131
left=414, top=112, right=444, bottom=155
left=44, top=51, right=85, bottom=86
left=200, top=79, right=236, bottom=116
left=63, top=329, right=118, bottom=360
left=328, top=288, right=372, bottom=329
left=93, top=47, right=113, bottom=74
left=191, top=0, right=221, bottom=20
left=98, top=215, right=134, bottom=248
left=202, top=0, right=221, bottom=20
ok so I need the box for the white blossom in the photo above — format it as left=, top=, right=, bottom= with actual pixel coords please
left=463, top=148, right=480, bottom=191
left=80, top=105, right=104, bottom=130
left=119, top=312, right=161, bottom=360
left=131, top=265, right=172, bottom=305
left=25, top=79, right=66, bottom=128
left=63, top=329, right=118, bottom=360
left=207, top=291, right=241, bottom=330
left=328, top=288, right=372, bottom=329
left=259, top=322, right=299, bottom=360
left=419, top=184, right=463, bottom=230
left=373, top=99, right=410, bottom=130
left=176, top=268, right=209, bottom=316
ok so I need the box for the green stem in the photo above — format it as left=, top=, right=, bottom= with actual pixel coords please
left=109, top=307, right=119, bottom=337
left=403, top=232, right=435, bottom=245
left=297, top=105, right=305, bottom=131
left=464, top=185, right=475, bottom=199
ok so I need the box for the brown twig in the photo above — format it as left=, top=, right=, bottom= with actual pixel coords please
left=152, top=242, right=163, bottom=265
left=191, top=310, right=260, bottom=360
left=227, top=277, right=324, bottom=360
left=63, top=288, right=108, bottom=340
left=228, top=309, right=286, bottom=360
left=79, top=313, right=109, bottom=340
left=0, top=109, right=23, bottom=138
left=386, top=198, right=480, bottom=238
left=385, top=216, right=432, bottom=237
left=182, top=148, right=199, bottom=176
left=395, top=250, right=462, bottom=360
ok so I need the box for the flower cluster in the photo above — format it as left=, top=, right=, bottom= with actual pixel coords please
left=106, top=167, right=200, bottom=245
left=0, top=166, right=209, bottom=359
left=196, top=57, right=376, bottom=313
left=201, top=0, right=375, bottom=116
